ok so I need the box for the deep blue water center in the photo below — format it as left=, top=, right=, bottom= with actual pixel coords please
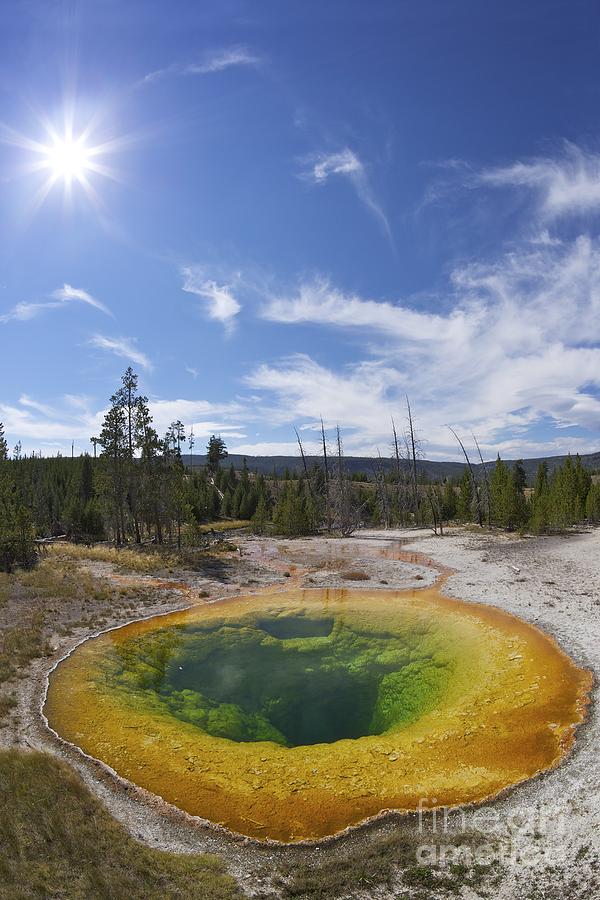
left=111, top=612, right=446, bottom=747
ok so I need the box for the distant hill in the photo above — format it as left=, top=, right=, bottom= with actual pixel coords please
left=183, top=450, right=600, bottom=483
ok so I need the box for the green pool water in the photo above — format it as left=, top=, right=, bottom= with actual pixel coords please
left=104, top=610, right=451, bottom=747
left=45, top=587, right=592, bottom=842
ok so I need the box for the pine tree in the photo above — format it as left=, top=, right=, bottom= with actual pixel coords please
left=206, top=435, right=227, bottom=473
left=221, top=489, right=233, bottom=517
left=510, top=460, right=528, bottom=529
left=272, top=481, right=313, bottom=536
left=585, top=481, right=600, bottom=522
left=114, top=368, right=146, bottom=542
left=0, top=423, right=8, bottom=461
left=442, top=480, right=457, bottom=520
left=97, top=402, right=128, bottom=543
left=0, top=464, right=37, bottom=571
left=530, top=462, right=549, bottom=532
left=490, top=456, right=524, bottom=529
left=573, top=455, right=591, bottom=520
left=166, top=421, right=186, bottom=458
left=549, top=456, right=578, bottom=527
left=456, top=468, right=473, bottom=521
left=251, top=494, right=269, bottom=534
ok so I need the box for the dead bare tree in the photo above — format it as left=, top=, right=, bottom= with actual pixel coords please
left=471, top=432, right=491, bottom=530
left=406, top=397, right=420, bottom=521
left=330, top=426, right=359, bottom=536
left=390, top=416, right=410, bottom=526
left=320, top=417, right=332, bottom=533
left=426, top=484, right=444, bottom=536
left=397, top=397, right=426, bottom=525
left=372, top=450, right=391, bottom=529
left=447, top=426, right=483, bottom=527
left=294, top=426, right=316, bottom=501
left=391, top=416, right=402, bottom=485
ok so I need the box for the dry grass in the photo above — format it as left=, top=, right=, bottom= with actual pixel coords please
left=0, top=573, right=9, bottom=608
left=0, top=750, right=241, bottom=900
left=47, top=543, right=178, bottom=573
left=340, top=570, right=371, bottom=581
left=197, top=520, right=250, bottom=533
left=0, top=692, right=16, bottom=720
left=0, top=556, right=153, bottom=724
left=48, top=526, right=247, bottom=573
left=273, top=828, right=499, bottom=899
left=0, top=611, right=50, bottom=685
left=17, top=555, right=105, bottom=599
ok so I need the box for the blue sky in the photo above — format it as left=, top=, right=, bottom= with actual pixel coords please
left=2, top=0, right=600, bottom=460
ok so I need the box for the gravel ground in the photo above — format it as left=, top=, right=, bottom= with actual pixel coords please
left=396, top=526, right=599, bottom=899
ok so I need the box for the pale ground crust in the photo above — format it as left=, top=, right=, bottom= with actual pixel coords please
left=3, top=527, right=599, bottom=898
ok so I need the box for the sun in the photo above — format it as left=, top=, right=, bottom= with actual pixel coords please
left=0, top=105, right=125, bottom=214
left=43, top=135, right=92, bottom=183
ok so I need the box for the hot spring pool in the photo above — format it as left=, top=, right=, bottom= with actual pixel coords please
left=44, top=587, right=591, bottom=842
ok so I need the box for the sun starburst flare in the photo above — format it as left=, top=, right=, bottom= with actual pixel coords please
left=43, top=134, right=92, bottom=183
left=0, top=106, right=127, bottom=215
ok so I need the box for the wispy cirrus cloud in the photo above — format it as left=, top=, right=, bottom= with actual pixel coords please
left=300, top=148, right=393, bottom=245
left=0, top=283, right=110, bottom=324
left=477, top=143, right=600, bottom=220
left=262, top=277, right=463, bottom=343
left=248, top=233, right=600, bottom=458
left=181, top=267, right=241, bottom=331
left=425, top=143, right=600, bottom=222
left=0, top=301, right=54, bottom=323
left=89, top=335, right=152, bottom=371
left=51, top=283, right=112, bottom=315
left=140, top=46, right=262, bottom=86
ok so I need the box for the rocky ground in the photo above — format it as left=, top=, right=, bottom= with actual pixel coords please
left=1, top=527, right=598, bottom=899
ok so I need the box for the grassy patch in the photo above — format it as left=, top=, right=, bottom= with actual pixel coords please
left=197, top=520, right=250, bottom=533
left=0, top=556, right=158, bottom=723
left=0, top=573, right=9, bottom=607
left=49, top=533, right=243, bottom=573
left=273, top=828, right=499, bottom=899
left=47, top=543, right=179, bottom=573
left=0, top=750, right=241, bottom=900
left=0, top=612, right=50, bottom=685
left=17, top=555, right=105, bottom=600
left=0, top=692, right=16, bottom=721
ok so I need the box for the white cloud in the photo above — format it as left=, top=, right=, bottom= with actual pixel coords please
left=181, top=267, right=241, bottom=329
left=478, top=143, right=600, bottom=220
left=0, top=394, right=246, bottom=456
left=309, top=149, right=363, bottom=183
left=0, top=283, right=110, bottom=324
left=248, top=235, right=600, bottom=458
left=0, top=302, right=51, bottom=323
left=246, top=355, right=404, bottom=440
left=51, top=283, right=111, bottom=315
left=141, top=46, right=261, bottom=85
left=0, top=396, right=103, bottom=451
left=228, top=440, right=321, bottom=456
left=89, top=335, right=153, bottom=371
left=300, top=148, right=393, bottom=244
left=18, top=395, right=56, bottom=417
left=262, top=277, right=466, bottom=343
left=529, top=229, right=562, bottom=247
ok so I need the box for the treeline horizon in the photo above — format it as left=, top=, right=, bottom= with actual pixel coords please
left=2, top=366, right=600, bottom=571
